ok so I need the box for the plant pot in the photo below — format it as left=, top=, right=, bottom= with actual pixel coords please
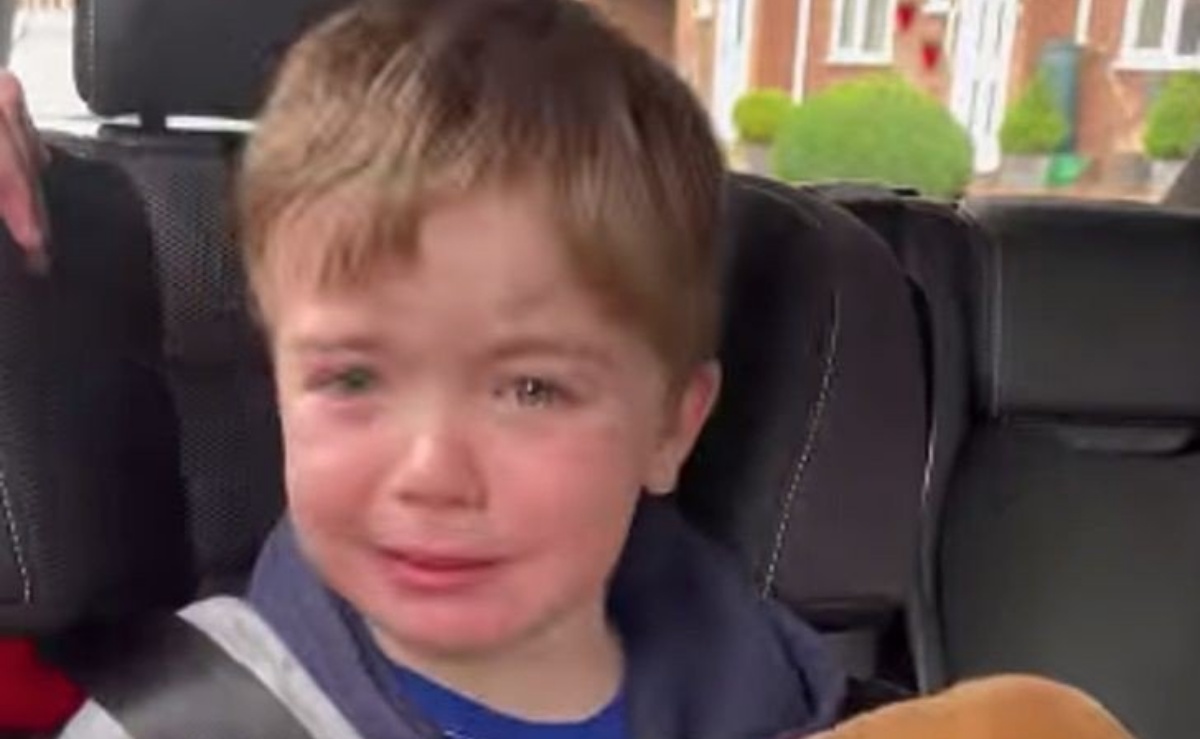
left=1150, top=159, right=1187, bottom=193
left=998, top=155, right=1051, bottom=190
left=1100, top=152, right=1152, bottom=191
left=739, top=142, right=773, bottom=177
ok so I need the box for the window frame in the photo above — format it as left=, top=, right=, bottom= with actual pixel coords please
left=923, top=0, right=953, bottom=16
left=1118, top=0, right=1200, bottom=71
left=828, top=0, right=898, bottom=65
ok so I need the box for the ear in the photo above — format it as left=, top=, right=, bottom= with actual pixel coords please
left=644, top=361, right=721, bottom=495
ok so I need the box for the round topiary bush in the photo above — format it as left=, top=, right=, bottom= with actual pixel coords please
left=1143, top=71, right=1200, bottom=161
left=772, top=74, right=973, bottom=198
left=999, top=73, right=1069, bottom=155
left=732, top=88, right=794, bottom=144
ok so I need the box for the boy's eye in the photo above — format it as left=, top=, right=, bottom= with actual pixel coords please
left=502, top=376, right=570, bottom=408
left=317, top=366, right=379, bottom=396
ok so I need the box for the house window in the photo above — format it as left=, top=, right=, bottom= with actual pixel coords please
left=831, top=0, right=897, bottom=64
left=1121, top=0, right=1200, bottom=69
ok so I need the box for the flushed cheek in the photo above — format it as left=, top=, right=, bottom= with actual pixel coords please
left=486, top=420, right=648, bottom=571
left=281, top=408, right=388, bottom=535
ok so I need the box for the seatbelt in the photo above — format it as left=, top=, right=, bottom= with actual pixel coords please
left=54, top=613, right=317, bottom=739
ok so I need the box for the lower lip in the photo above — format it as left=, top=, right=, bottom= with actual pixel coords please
left=379, top=551, right=500, bottom=593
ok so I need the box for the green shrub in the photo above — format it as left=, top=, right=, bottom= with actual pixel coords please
left=733, top=88, right=794, bottom=144
left=1143, top=71, right=1200, bottom=160
left=772, top=74, right=973, bottom=198
left=999, top=74, right=1068, bottom=155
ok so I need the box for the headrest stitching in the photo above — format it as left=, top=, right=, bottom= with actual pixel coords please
left=761, top=290, right=842, bottom=597
left=0, top=464, right=31, bottom=605
left=87, top=2, right=97, bottom=113
left=989, top=227, right=1004, bottom=416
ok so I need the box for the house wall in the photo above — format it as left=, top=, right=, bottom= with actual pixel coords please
left=749, top=0, right=801, bottom=90
left=677, top=0, right=1164, bottom=176
left=1009, top=0, right=1076, bottom=87
left=676, top=0, right=718, bottom=108
left=788, top=1, right=951, bottom=100
left=1005, top=0, right=1157, bottom=178
left=803, top=0, right=895, bottom=94
left=1076, top=0, right=1157, bottom=173
left=593, top=0, right=676, bottom=62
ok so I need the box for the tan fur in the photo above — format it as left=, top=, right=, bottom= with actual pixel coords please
left=814, top=676, right=1136, bottom=739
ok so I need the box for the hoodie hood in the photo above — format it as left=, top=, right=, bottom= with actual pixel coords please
left=247, top=498, right=845, bottom=739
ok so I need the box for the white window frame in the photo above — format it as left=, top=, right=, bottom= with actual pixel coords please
left=924, top=0, right=954, bottom=16
left=793, top=0, right=815, bottom=97
left=1118, top=0, right=1200, bottom=71
left=829, top=0, right=898, bottom=65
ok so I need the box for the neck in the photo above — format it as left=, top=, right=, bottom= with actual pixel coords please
left=371, top=603, right=624, bottom=723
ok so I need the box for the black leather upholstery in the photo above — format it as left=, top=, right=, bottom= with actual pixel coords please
left=807, top=184, right=987, bottom=687
left=975, top=199, right=1200, bottom=419
left=679, top=177, right=928, bottom=634
left=74, top=0, right=346, bottom=119
left=0, top=141, right=190, bottom=635
left=916, top=196, right=1200, bottom=739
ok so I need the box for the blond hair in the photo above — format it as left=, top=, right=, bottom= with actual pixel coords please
left=238, top=0, right=724, bottom=380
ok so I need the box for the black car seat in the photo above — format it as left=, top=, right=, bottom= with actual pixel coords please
left=62, top=0, right=345, bottom=592
left=913, top=196, right=1200, bottom=739
left=0, top=148, right=190, bottom=633
left=0, top=133, right=190, bottom=737
left=681, top=177, right=928, bottom=682
left=1164, top=148, right=1200, bottom=210
left=800, top=183, right=989, bottom=689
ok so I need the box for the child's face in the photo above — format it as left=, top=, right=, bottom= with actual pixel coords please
left=266, top=186, right=717, bottom=664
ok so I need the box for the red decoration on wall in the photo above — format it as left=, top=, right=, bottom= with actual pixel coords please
left=920, top=39, right=943, bottom=71
left=896, top=1, right=919, bottom=32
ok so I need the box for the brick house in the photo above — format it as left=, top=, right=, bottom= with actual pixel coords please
left=591, top=0, right=677, bottom=61
left=676, top=0, right=1200, bottom=175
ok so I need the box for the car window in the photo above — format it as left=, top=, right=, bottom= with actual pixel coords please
left=11, top=0, right=90, bottom=132
left=9, top=0, right=1200, bottom=201
left=688, top=0, right=1200, bottom=203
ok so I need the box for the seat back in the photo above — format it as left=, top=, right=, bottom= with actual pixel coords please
left=58, top=0, right=354, bottom=587
left=0, top=140, right=189, bottom=637
left=803, top=184, right=990, bottom=686
left=920, top=197, right=1200, bottom=739
left=679, top=177, right=928, bottom=674
left=64, top=129, right=284, bottom=589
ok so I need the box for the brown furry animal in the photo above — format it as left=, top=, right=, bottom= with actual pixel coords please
left=811, top=676, right=1135, bottom=739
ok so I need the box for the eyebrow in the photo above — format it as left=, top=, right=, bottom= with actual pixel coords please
left=486, top=336, right=616, bottom=370
left=284, top=334, right=388, bottom=355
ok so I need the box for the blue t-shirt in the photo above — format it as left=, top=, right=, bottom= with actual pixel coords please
left=392, top=663, right=628, bottom=739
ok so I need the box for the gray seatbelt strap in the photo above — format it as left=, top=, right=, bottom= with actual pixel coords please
left=61, top=612, right=318, bottom=739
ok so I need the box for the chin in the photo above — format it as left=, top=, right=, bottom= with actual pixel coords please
left=370, top=604, right=535, bottom=661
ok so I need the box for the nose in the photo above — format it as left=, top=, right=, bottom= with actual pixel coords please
left=387, top=407, right=484, bottom=512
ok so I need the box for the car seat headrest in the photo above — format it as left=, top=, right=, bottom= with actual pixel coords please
left=967, top=198, right=1200, bottom=422
left=75, top=0, right=346, bottom=120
